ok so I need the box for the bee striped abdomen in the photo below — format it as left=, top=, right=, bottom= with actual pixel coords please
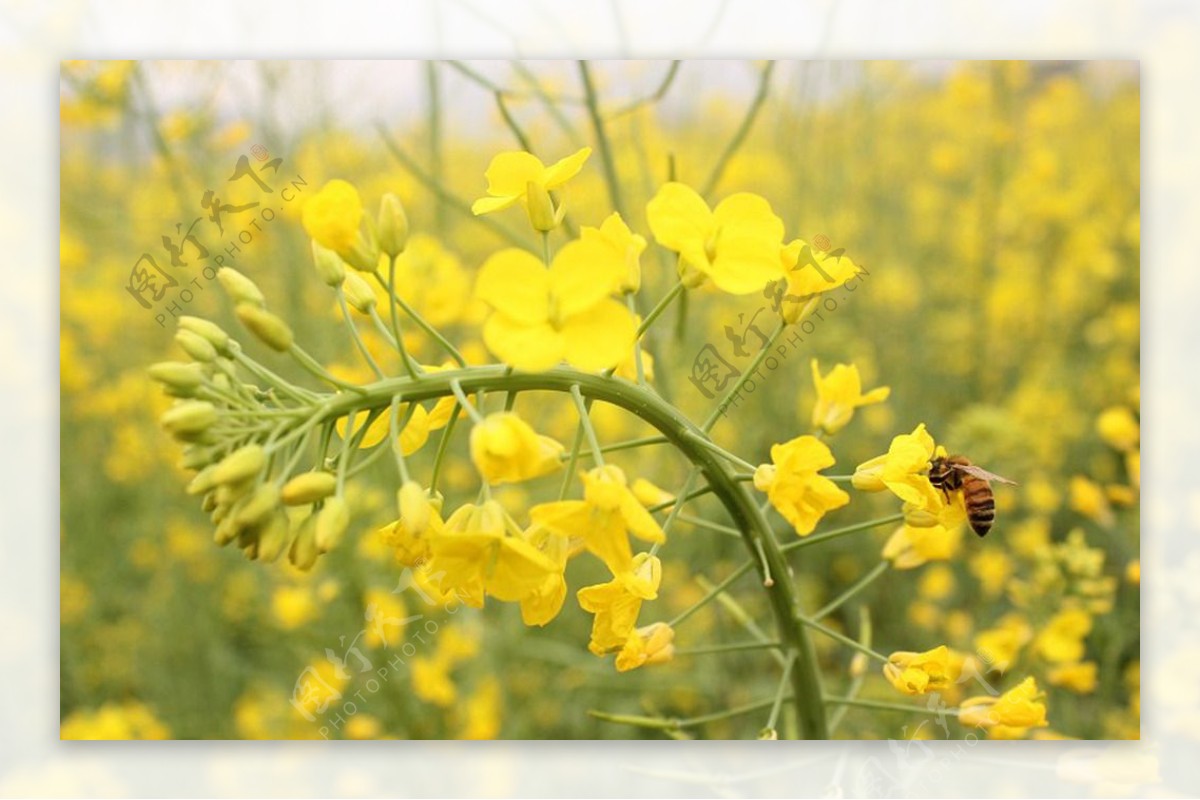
left=962, top=476, right=995, bottom=537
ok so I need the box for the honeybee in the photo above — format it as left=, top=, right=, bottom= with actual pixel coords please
left=927, top=455, right=1016, bottom=537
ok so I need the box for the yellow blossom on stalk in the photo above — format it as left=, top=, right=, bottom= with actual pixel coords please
left=517, top=522, right=570, bottom=627
left=646, top=182, right=784, bottom=294
left=389, top=235, right=472, bottom=326
left=577, top=553, right=662, bottom=655
left=469, top=411, right=563, bottom=485
left=974, top=613, right=1032, bottom=672
left=379, top=484, right=446, bottom=566
left=752, top=435, right=849, bottom=536
left=425, top=501, right=563, bottom=611
left=531, top=465, right=665, bottom=574
left=1035, top=607, right=1093, bottom=663
left=475, top=242, right=636, bottom=371
left=1096, top=406, right=1139, bottom=452
left=581, top=212, right=646, bottom=293
left=471, top=147, right=592, bottom=227
left=1068, top=475, right=1114, bottom=526
left=882, top=522, right=963, bottom=569
left=1048, top=661, right=1098, bottom=694
left=302, top=179, right=364, bottom=255
left=781, top=239, right=862, bottom=300
left=615, top=622, right=676, bottom=672
left=809, top=359, right=891, bottom=434
left=959, top=676, right=1049, bottom=729
left=853, top=423, right=943, bottom=513
left=883, top=645, right=961, bottom=695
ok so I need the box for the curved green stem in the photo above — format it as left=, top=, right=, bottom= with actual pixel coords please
left=304, top=364, right=828, bottom=738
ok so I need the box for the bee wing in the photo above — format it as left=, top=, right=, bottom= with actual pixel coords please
left=953, top=463, right=1017, bottom=485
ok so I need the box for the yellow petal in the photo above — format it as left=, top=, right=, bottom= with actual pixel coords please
left=476, top=249, right=550, bottom=325
left=471, top=194, right=521, bottom=215
left=337, top=409, right=390, bottom=448
left=399, top=405, right=431, bottom=455
left=541, top=146, right=592, bottom=188
left=646, top=182, right=713, bottom=253
left=482, top=314, right=566, bottom=371
left=560, top=299, right=637, bottom=371
left=483, top=151, right=546, bottom=197
left=549, top=238, right=625, bottom=317
left=619, top=490, right=666, bottom=544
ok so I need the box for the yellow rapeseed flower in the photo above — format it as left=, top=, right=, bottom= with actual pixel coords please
left=577, top=553, right=661, bottom=655
left=853, top=423, right=943, bottom=513
left=471, top=147, right=592, bottom=227
left=810, top=360, right=890, bottom=435
left=302, top=179, right=364, bottom=256
left=425, top=501, right=562, bottom=609
left=882, top=521, right=963, bottom=569
left=615, top=622, right=676, bottom=672
left=1096, top=406, right=1139, bottom=452
left=531, top=464, right=665, bottom=574
left=1035, top=607, right=1093, bottom=663
left=469, top=411, right=563, bottom=485
left=646, top=182, right=784, bottom=294
left=752, top=435, right=850, bottom=536
left=1048, top=661, right=1098, bottom=694
left=884, top=645, right=961, bottom=695
left=974, top=613, right=1032, bottom=672
left=581, top=212, right=647, bottom=293
left=959, top=676, right=1049, bottom=729
left=475, top=242, right=636, bottom=371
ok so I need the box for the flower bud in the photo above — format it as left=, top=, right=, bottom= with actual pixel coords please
left=179, top=445, right=212, bottom=471
left=233, top=484, right=280, bottom=528
left=179, top=316, right=230, bottom=353
left=851, top=456, right=887, bottom=492
left=217, top=267, right=266, bottom=306
left=342, top=271, right=377, bottom=314
left=235, top=303, right=294, bottom=352
left=256, top=511, right=292, bottom=563
left=186, top=465, right=220, bottom=496
left=160, top=401, right=217, bottom=437
left=211, top=445, right=266, bottom=485
left=377, top=193, right=409, bottom=257
left=342, top=232, right=381, bottom=273
left=315, top=496, right=351, bottom=552
left=525, top=181, right=558, bottom=232
left=281, top=471, right=338, bottom=505
left=148, top=361, right=206, bottom=394
left=397, top=480, right=430, bottom=535
left=289, top=514, right=320, bottom=571
left=213, top=518, right=239, bottom=546
left=175, top=329, right=218, bottom=363
left=758, top=728, right=778, bottom=740
left=311, top=240, right=346, bottom=287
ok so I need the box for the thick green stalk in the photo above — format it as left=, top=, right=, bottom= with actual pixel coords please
left=310, top=364, right=829, bottom=738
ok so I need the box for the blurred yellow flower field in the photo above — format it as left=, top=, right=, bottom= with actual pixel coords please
left=59, top=59, right=1138, bottom=740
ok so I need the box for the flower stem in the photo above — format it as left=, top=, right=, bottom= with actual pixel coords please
left=674, top=640, right=781, bottom=657
left=766, top=651, right=798, bottom=731
left=701, top=321, right=785, bottom=432
left=822, top=696, right=960, bottom=717
left=569, top=384, right=604, bottom=467
left=337, top=289, right=384, bottom=380
left=780, top=513, right=904, bottom=553
left=813, top=561, right=889, bottom=622
left=578, top=59, right=625, bottom=219
left=636, top=281, right=685, bottom=337
left=288, top=344, right=368, bottom=394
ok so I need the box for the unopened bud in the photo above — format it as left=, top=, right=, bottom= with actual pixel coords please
left=175, top=329, right=218, bottom=362
left=525, top=181, right=558, bottom=232
left=179, top=316, right=230, bottom=353
left=148, top=361, right=206, bottom=394
left=281, top=471, right=338, bottom=505
left=377, top=193, right=409, bottom=257
left=235, top=303, right=294, bottom=352
left=213, top=518, right=239, bottom=546
left=315, top=496, right=351, bottom=552
left=397, top=480, right=431, bottom=534
left=342, top=231, right=381, bottom=273
left=233, top=484, right=280, bottom=528
left=311, top=240, right=346, bottom=287
left=256, top=511, right=292, bottom=563
left=160, top=401, right=217, bottom=436
left=289, top=514, right=320, bottom=571
left=186, top=464, right=220, bottom=496
left=342, top=271, right=377, bottom=314
left=217, top=267, right=266, bottom=306
left=211, top=444, right=266, bottom=485
left=849, top=651, right=868, bottom=678
left=179, top=445, right=212, bottom=471
left=758, top=728, right=778, bottom=740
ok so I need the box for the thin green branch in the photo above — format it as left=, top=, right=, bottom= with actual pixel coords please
left=702, top=60, right=777, bottom=197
